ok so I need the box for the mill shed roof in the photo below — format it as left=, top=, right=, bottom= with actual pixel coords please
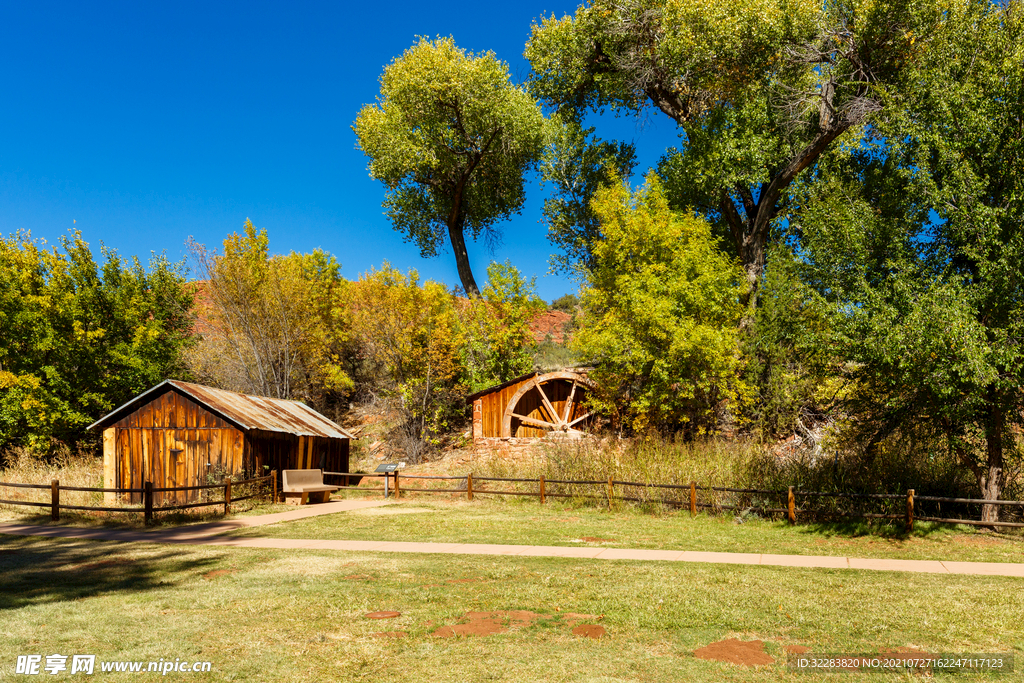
left=465, top=372, right=538, bottom=403
left=88, top=380, right=353, bottom=439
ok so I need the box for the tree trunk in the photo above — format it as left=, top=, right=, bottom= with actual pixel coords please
left=980, top=394, right=1005, bottom=526
left=738, top=231, right=768, bottom=326
left=716, top=124, right=853, bottom=326
left=447, top=215, right=479, bottom=296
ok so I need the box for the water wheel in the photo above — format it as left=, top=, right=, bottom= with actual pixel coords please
left=500, top=371, right=595, bottom=438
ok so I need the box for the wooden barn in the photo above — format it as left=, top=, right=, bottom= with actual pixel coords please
left=88, top=380, right=352, bottom=505
left=468, top=370, right=595, bottom=443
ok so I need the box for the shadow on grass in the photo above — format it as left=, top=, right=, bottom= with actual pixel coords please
left=791, top=517, right=1024, bottom=543
left=1, top=500, right=283, bottom=531
left=5, top=510, right=149, bottom=529
left=0, top=535, right=222, bottom=611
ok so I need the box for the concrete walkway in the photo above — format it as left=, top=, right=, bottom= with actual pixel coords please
left=2, top=501, right=1023, bottom=577
left=148, top=498, right=395, bottom=540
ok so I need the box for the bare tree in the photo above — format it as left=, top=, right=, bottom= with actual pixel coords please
left=185, top=221, right=349, bottom=406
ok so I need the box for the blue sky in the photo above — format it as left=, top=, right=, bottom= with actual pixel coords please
left=0, top=1, right=678, bottom=301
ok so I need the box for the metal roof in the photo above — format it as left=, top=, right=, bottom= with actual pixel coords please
left=465, top=367, right=596, bottom=403
left=465, top=372, right=538, bottom=403
left=88, top=379, right=353, bottom=439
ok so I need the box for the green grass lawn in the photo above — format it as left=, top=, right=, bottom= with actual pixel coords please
left=1, top=534, right=1021, bottom=682
left=226, top=495, right=1024, bottom=565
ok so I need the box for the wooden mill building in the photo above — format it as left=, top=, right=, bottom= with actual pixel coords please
left=89, top=380, right=352, bottom=505
left=468, top=370, right=595, bottom=444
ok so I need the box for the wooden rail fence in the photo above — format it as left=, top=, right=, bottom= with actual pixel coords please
left=5, top=468, right=1020, bottom=531
left=324, top=471, right=1024, bottom=530
left=0, top=471, right=275, bottom=526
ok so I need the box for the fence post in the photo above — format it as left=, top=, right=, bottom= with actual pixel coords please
left=51, top=479, right=59, bottom=522
left=788, top=486, right=796, bottom=524
left=607, top=477, right=614, bottom=510
left=906, top=489, right=914, bottom=533
left=467, top=472, right=473, bottom=501
left=689, top=481, right=697, bottom=517
left=270, top=470, right=277, bottom=504
left=394, top=471, right=400, bottom=500
left=144, top=481, right=153, bottom=526
left=539, top=475, right=545, bottom=505
left=224, top=477, right=232, bottom=516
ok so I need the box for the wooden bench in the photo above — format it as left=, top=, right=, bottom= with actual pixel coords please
left=282, top=469, right=339, bottom=505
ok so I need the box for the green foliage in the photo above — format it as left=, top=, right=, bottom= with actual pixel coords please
left=526, top=0, right=946, bottom=307
left=526, top=0, right=819, bottom=119
left=187, top=220, right=352, bottom=409
left=839, top=274, right=998, bottom=433
left=742, top=245, right=835, bottom=438
left=343, top=260, right=546, bottom=457
left=354, top=37, right=547, bottom=294
left=549, top=293, right=579, bottom=313
left=462, top=261, right=545, bottom=392
left=571, top=175, right=747, bottom=434
left=346, top=264, right=468, bottom=453
left=0, top=231, right=194, bottom=455
left=539, top=117, right=636, bottom=273
left=785, top=0, right=1024, bottom=506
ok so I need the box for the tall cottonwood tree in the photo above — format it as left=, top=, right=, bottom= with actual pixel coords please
left=539, top=117, right=636, bottom=274
left=354, top=37, right=546, bottom=296
left=788, top=0, right=1024, bottom=521
left=526, top=0, right=944, bottom=313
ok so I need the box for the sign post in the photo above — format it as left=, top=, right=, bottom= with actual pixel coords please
left=375, top=463, right=399, bottom=499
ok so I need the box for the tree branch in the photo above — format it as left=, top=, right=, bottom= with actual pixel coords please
left=718, top=189, right=745, bottom=250
left=737, top=185, right=756, bottom=221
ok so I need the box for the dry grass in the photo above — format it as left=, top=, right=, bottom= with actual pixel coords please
left=0, top=449, right=105, bottom=512
left=438, top=435, right=1023, bottom=524
left=446, top=437, right=758, bottom=510
left=562, top=437, right=753, bottom=492
left=476, top=437, right=757, bottom=487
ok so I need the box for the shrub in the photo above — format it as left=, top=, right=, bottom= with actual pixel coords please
left=571, top=175, right=747, bottom=435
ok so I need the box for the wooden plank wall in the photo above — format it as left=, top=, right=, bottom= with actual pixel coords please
left=111, top=390, right=244, bottom=505
left=102, top=428, right=116, bottom=505
left=479, top=377, right=533, bottom=437
left=245, top=432, right=349, bottom=476
left=479, top=378, right=591, bottom=438
left=244, top=432, right=296, bottom=477
left=104, top=388, right=350, bottom=504
left=318, top=437, right=349, bottom=474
